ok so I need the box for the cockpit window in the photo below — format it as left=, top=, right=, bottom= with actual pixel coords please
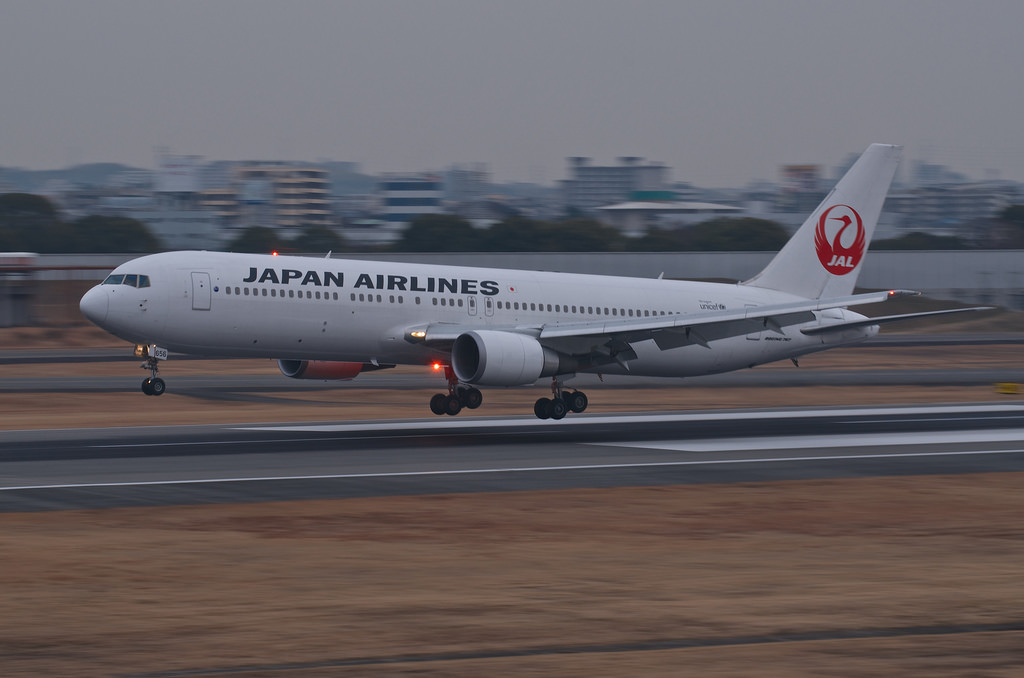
left=102, top=273, right=151, bottom=288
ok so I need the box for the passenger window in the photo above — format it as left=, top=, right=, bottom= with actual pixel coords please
left=271, top=289, right=277, bottom=297
left=234, top=287, right=240, bottom=295
left=226, top=287, right=232, bottom=295
left=244, top=288, right=250, bottom=296
left=103, top=274, right=124, bottom=285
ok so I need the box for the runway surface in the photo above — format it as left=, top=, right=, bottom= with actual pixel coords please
left=2, top=403, right=1023, bottom=512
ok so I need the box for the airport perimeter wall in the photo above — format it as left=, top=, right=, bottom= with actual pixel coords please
left=6, top=251, right=1024, bottom=326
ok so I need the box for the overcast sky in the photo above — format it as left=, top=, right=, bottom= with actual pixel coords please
left=3, top=1, right=1023, bottom=186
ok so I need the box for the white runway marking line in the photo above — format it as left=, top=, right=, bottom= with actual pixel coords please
left=229, top=403, right=1024, bottom=433
left=2, top=447, right=1023, bottom=493
left=594, top=428, right=1024, bottom=453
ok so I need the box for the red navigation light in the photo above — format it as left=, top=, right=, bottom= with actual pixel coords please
left=272, top=251, right=279, bottom=256
left=432, top=362, right=442, bottom=371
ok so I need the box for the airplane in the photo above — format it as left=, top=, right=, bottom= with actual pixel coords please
left=79, top=143, right=989, bottom=419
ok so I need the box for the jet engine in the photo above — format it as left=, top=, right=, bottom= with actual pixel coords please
left=451, top=330, right=574, bottom=386
left=277, top=360, right=366, bottom=380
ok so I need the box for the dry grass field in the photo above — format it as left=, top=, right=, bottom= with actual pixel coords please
left=1, top=314, right=1022, bottom=676
left=2, top=477, right=1023, bottom=676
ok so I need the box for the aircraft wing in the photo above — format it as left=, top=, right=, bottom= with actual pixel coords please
left=416, top=289, right=922, bottom=353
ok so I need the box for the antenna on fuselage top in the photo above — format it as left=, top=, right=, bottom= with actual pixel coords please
left=325, top=251, right=332, bottom=259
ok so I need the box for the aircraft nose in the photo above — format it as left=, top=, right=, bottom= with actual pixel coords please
left=79, top=286, right=108, bottom=325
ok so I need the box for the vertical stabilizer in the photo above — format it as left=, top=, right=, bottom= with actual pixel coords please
left=743, top=143, right=902, bottom=299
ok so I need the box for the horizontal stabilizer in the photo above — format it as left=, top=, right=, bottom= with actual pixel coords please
left=800, top=306, right=995, bottom=336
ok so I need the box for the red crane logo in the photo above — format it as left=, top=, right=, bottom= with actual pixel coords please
left=814, top=204, right=865, bottom=275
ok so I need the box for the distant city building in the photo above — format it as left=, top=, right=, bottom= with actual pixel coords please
left=777, top=164, right=824, bottom=212
left=912, top=161, right=968, bottom=186
left=127, top=208, right=222, bottom=250
left=378, top=173, right=443, bottom=228
left=234, top=163, right=333, bottom=230
left=155, top=154, right=203, bottom=195
left=445, top=164, right=490, bottom=203
left=562, top=157, right=670, bottom=213
left=886, top=182, right=1021, bottom=234
left=598, top=197, right=742, bottom=237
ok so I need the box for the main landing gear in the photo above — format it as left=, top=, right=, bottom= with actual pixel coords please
left=427, top=368, right=588, bottom=420
left=429, top=365, right=483, bottom=416
left=136, top=344, right=168, bottom=396
left=534, top=377, right=588, bottom=420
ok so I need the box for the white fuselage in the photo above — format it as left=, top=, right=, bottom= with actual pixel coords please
left=80, top=250, right=875, bottom=380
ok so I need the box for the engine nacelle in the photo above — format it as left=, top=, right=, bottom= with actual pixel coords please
left=277, top=360, right=365, bottom=380
left=451, top=330, right=573, bottom=386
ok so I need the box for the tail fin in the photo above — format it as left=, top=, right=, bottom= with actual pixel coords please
left=743, top=143, right=902, bottom=299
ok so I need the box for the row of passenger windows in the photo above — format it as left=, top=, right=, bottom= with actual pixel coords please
left=102, top=274, right=151, bottom=288
left=494, top=300, right=673, bottom=318
left=221, top=286, right=674, bottom=317
left=225, top=286, right=341, bottom=300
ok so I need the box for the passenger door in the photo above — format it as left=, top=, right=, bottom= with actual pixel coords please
left=191, top=272, right=212, bottom=311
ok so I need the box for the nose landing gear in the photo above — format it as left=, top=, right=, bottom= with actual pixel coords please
left=136, top=344, right=168, bottom=396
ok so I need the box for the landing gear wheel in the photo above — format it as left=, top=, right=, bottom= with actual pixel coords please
left=534, top=397, right=551, bottom=420
left=149, top=377, right=166, bottom=396
left=142, top=378, right=154, bottom=395
left=444, top=394, right=463, bottom=416
left=430, top=393, right=448, bottom=415
left=566, top=391, right=588, bottom=413
left=460, top=387, right=483, bottom=410
left=548, top=397, right=568, bottom=420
